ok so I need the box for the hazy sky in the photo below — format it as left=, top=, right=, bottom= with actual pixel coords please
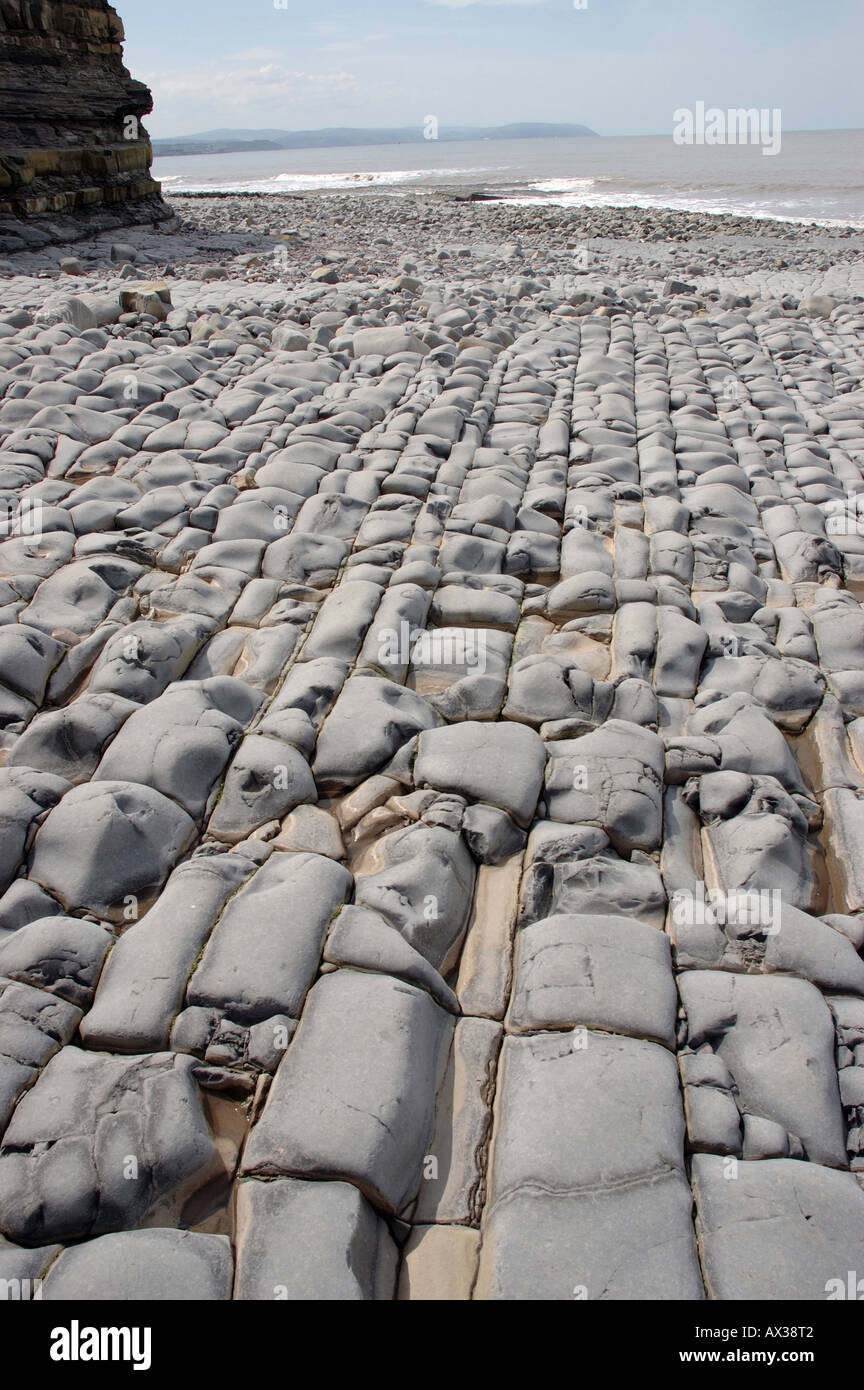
left=120, top=0, right=864, bottom=139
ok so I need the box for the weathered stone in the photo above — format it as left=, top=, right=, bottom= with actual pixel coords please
left=456, top=857, right=522, bottom=1020
left=678, top=971, right=847, bottom=1167
left=80, top=854, right=255, bottom=1051
left=509, top=914, right=676, bottom=1047
left=242, top=970, right=454, bottom=1215
left=475, top=1031, right=702, bottom=1300
left=0, top=766, right=68, bottom=894
left=0, top=915, right=112, bottom=1009
left=520, top=823, right=667, bottom=926
left=234, top=1177, right=397, bottom=1301
left=42, top=1229, right=232, bottom=1301
left=353, top=822, right=475, bottom=974
left=88, top=617, right=214, bottom=703
left=6, top=693, right=139, bottom=784
left=0, top=977, right=81, bottom=1133
left=544, top=720, right=664, bottom=851
left=413, top=1016, right=501, bottom=1225
left=29, top=780, right=196, bottom=921
left=187, top=852, right=350, bottom=1024
left=0, top=1234, right=61, bottom=1296
left=313, top=675, right=439, bottom=794
left=822, top=789, right=864, bottom=914
left=323, top=905, right=458, bottom=1012
left=693, top=1155, right=864, bottom=1301
left=0, top=1048, right=222, bottom=1244
left=95, top=679, right=254, bottom=818
left=415, top=721, right=545, bottom=827
left=206, top=736, right=316, bottom=843
left=671, top=897, right=864, bottom=995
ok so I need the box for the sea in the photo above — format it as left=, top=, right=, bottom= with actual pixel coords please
left=152, top=128, right=864, bottom=228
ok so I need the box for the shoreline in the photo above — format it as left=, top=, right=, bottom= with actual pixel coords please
left=3, top=191, right=862, bottom=278
left=164, top=188, right=863, bottom=239
left=2, top=189, right=863, bottom=316
left=162, top=187, right=864, bottom=234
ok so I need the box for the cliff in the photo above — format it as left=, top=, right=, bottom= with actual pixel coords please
left=0, top=0, right=170, bottom=250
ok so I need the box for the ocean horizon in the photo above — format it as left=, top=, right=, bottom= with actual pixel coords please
left=153, top=128, right=864, bottom=228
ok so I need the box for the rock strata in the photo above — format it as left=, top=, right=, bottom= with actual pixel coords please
left=0, top=0, right=169, bottom=252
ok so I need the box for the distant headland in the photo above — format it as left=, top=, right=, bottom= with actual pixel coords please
left=152, top=123, right=599, bottom=158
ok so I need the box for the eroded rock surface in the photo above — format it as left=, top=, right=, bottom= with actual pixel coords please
left=0, top=192, right=862, bottom=1299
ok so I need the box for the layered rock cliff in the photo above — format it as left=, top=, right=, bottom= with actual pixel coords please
left=0, top=0, right=170, bottom=249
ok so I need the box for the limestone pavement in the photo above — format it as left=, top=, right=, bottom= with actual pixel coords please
left=0, top=193, right=863, bottom=1299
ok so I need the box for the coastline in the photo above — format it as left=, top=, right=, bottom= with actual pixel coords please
left=149, top=128, right=864, bottom=228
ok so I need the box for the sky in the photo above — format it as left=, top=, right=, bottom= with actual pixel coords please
left=119, top=0, right=864, bottom=140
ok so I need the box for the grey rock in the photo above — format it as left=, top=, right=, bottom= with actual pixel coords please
left=461, top=802, right=526, bottom=865
left=0, top=977, right=82, bottom=1133
left=520, top=822, right=668, bottom=926
left=0, top=624, right=64, bottom=705
left=29, top=780, right=197, bottom=921
left=301, top=582, right=384, bottom=665
left=0, top=880, right=62, bottom=941
left=0, top=767, right=69, bottom=894
left=678, top=971, right=847, bottom=1167
left=823, top=789, right=864, bottom=913
left=262, top=533, right=348, bottom=586
left=0, top=1234, right=61, bottom=1295
left=20, top=556, right=142, bottom=639
left=693, top=1155, right=864, bottom=1301
left=42, top=1229, right=233, bottom=1301
left=6, top=693, right=139, bottom=783
left=0, top=915, right=112, bottom=1009
left=95, top=679, right=255, bottom=818
left=476, top=1030, right=702, bottom=1300
left=672, top=897, right=864, bottom=995
left=323, top=904, right=458, bottom=1013
left=475, top=1172, right=702, bottom=1301
left=544, top=720, right=664, bottom=851
left=353, top=821, right=475, bottom=974
left=234, top=1177, right=397, bottom=1301
left=313, top=675, right=439, bottom=794
left=206, top=736, right=316, bottom=842
left=80, top=854, right=255, bottom=1051
left=88, top=616, right=213, bottom=703
left=415, top=720, right=545, bottom=827
left=0, top=1047, right=222, bottom=1243
left=354, top=326, right=427, bottom=358
left=413, top=1016, right=501, bottom=1225
left=187, top=852, right=350, bottom=1024
left=242, top=969, right=454, bottom=1215
left=509, top=913, right=676, bottom=1047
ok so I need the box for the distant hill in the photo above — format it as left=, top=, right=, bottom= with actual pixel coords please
left=152, top=123, right=598, bottom=157
left=152, top=139, right=282, bottom=157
